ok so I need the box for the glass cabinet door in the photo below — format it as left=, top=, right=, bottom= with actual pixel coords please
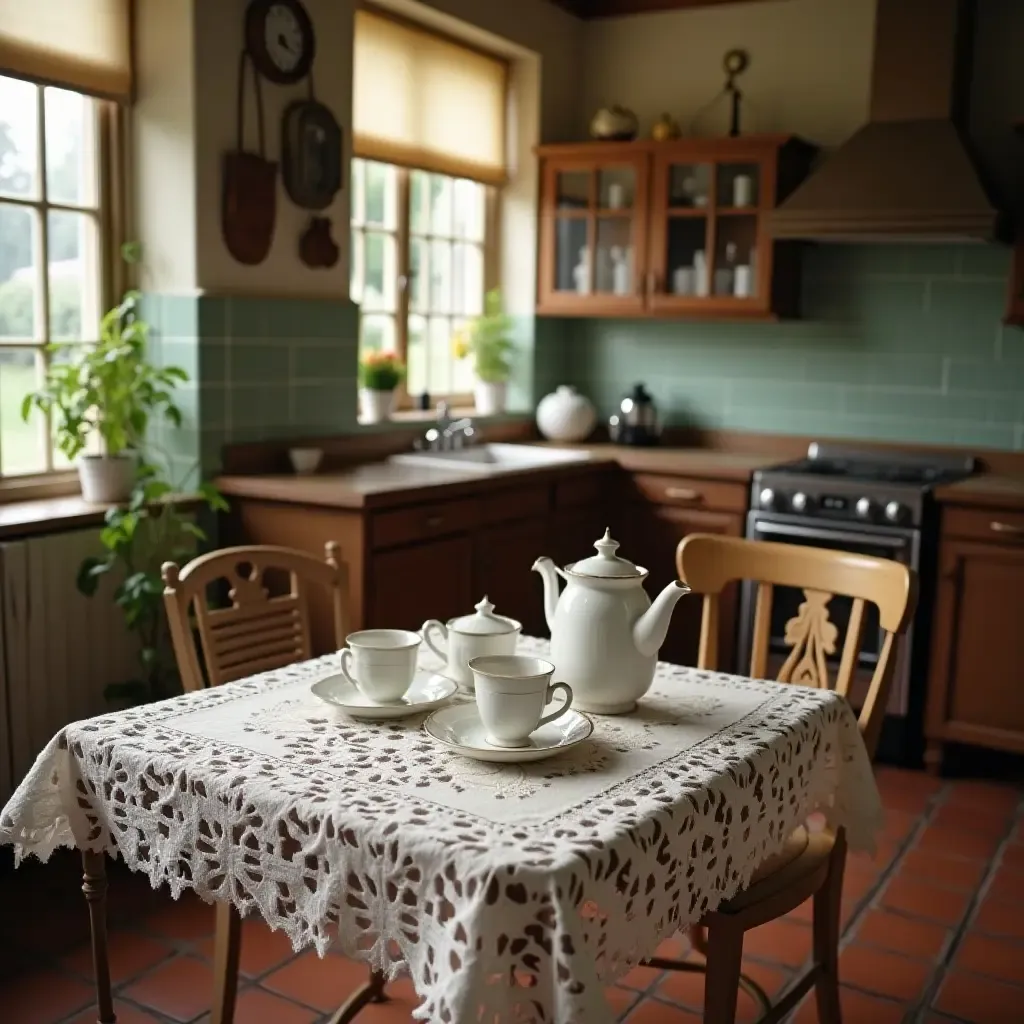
left=546, top=161, right=643, bottom=304
left=661, top=161, right=712, bottom=298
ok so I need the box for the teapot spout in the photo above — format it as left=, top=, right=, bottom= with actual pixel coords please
left=633, top=580, right=691, bottom=658
left=531, top=556, right=565, bottom=633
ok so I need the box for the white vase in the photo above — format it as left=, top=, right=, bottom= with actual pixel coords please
left=78, top=454, right=136, bottom=504
left=536, top=385, right=597, bottom=442
left=360, top=388, right=396, bottom=424
left=474, top=380, right=507, bottom=416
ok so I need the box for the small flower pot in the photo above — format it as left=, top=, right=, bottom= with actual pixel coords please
left=78, top=454, right=136, bottom=504
left=360, top=388, right=396, bottom=424
left=474, top=380, right=507, bottom=416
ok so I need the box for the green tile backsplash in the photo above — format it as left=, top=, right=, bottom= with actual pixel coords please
left=559, top=244, right=1024, bottom=451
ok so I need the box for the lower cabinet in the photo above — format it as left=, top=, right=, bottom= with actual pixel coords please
left=476, top=518, right=549, bottom=637
left=925, top=504, right=1024, bottom=768
left=621, top=474, right=746, bottom=671
left=368, top=534, right=476, bottom=632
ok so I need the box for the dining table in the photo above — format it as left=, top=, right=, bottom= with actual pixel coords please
left=0, top=635, right=883, bottom=1023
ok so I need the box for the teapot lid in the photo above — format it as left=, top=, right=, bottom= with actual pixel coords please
left=450, top=596, right=518, bottom=635
left=569, top=529, right=643, bottom=578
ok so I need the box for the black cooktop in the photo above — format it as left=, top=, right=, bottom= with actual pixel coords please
left=771, top=457, right=962, bottom=486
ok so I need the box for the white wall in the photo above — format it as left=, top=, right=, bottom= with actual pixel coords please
left=582, top=0, right=877, bottom=147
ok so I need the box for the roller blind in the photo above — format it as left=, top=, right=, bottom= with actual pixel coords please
left=353, top=9, right=507, bottom=186
left=0, top=0, right=132, bottom=100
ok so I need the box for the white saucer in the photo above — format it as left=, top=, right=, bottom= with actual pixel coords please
left=311, top=671, right=458, bottom=720
left=422, top=702, right=593, bottom=763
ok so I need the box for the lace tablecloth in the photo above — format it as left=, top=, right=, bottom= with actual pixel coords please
left=1, top=636, right=882, bottom=1023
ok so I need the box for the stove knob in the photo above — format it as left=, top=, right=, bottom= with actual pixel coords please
left=884, top=500, right=906, bottom=524
left=791, top=491, right=811, bottom=514
left=855, top=497, right=874, bottom=520
left=759, top=487, right=776, bottom=510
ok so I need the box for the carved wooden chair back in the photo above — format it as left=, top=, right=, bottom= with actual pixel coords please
left=162, top=542, right=347, bottom=691
left=676, top=533, right=917, bottom=758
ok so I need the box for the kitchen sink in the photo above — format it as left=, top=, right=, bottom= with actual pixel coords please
left=388, top=443, right=592, bottom=474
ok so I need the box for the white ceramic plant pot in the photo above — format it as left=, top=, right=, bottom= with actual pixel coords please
left=78, top=454, right=136, bottom=505
left=536, top=385, right=597, bottom=442
left=360, top=388, right=396, bottom=424
left=474, top=380, right=507, bottom=416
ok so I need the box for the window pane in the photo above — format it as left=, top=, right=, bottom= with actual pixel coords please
left=0, top=77, right=39, bottom=200
left=429, top=174, right=453, bottom=236
left=359, top=314, right=395, bottom=355
left=350, top=230, right=364, bottom=303
left=408, top=237, right=428, bottom=312
left=429, top=240, right=452, bottom=312
left=48, top=209, right=98, bottom=340
left=363, top=161, right=397, bottom=229
left=452, top=317, right=474, bottom=392
left=361, top=231, right=396, bottom=312
left=0, top=348, right=46, bottom=475
left=0, top=203, right=38, bottom=340
left=407, top=312, right=427, bottom=396
left=427, top=316, right=453, bottom=394
left=350, top=158, right=365, bottom=224
left=453, top=243, right=483, bottom=317
left=410, top=170, right=429, bottom=235
left=45, top=87, right=96, bottom=206
left=453, top=179, right=484, bottom=241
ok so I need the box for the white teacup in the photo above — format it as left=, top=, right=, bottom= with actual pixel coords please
left=469, top=655, right=574, bottom=748
left=338, top=629, right=421, bottom=704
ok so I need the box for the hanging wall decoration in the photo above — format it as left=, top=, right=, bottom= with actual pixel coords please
left=221, top=49, right=278, bottom=266
left=281, top=83, right=343, bottom=210
left=299, top=216, right=340, bottom=269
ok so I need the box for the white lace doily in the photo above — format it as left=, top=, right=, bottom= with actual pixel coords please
left=0, top=636, right=882, bottom=1023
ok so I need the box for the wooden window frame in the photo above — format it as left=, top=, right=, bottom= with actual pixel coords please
left=351, top=158, right=500, bottom=412
left=0, top=78, right=121, bottom=501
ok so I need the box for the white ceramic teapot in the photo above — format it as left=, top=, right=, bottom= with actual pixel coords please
left=532, top=529, right=689, bottom=714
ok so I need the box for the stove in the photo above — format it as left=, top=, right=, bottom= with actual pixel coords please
left=740, top=443, right=976, bottom=764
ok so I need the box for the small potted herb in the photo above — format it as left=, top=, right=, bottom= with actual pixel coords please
left=359, top=350, right=405, bottom=423
left=23, top=247, right=185, bottom=503
left=452, top=289, right=515, bottom=415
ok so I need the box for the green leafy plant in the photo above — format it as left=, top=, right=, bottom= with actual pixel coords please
left=78, top=467, right=229, bottom=705
left=452, top=289, right=515, bottom=383
left=358, top=350, right=405, bottom=391
left=21, top=245, right=185, bottom=461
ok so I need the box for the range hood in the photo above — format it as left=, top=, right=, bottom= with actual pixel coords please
left=770, top=0, right=1000, bottom=243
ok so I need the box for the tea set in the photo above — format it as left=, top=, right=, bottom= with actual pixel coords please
left=311, top=529, right=690, bottom=762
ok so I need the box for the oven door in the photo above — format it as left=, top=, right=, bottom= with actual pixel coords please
left=740, top=513, right=919, bottom=717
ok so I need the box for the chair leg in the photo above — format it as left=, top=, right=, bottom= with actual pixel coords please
left=81, top=850, right=116, bottom=1024
left=703, top=915, right=744, bottom=1024
left=811, top=828, right=847, bottom=1024
left=210, top=903, right=243, bottom=1024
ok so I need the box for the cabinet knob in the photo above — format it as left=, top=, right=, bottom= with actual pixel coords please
left=665, top=487, right=701, bottom=503
left=425, top=515, right=444, bottom=528
left=990, top=521, right=1024, bottom=537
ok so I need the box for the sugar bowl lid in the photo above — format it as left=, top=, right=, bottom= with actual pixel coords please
left=450, top=596, right=517, bottom=635
left=569, top=528, right=643, bottom=578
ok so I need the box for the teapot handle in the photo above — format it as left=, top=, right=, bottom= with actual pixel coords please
left=420, top=619, right=448, bottom=660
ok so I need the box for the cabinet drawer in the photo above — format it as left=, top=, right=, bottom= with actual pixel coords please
left=371, top=498, right=480, bottom=550
left=942, top=506, right=1024, bottom=544
left=631, top=473, right=747, bottom=514
left=482, top=486, right=548, bottom=525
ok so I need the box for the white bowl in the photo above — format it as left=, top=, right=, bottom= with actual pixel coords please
left=288, top=447, right=323, bottom=475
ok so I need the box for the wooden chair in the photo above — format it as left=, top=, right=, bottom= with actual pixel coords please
left=162, top=543, right=386, bottom=1024
left=642, top=533, right=918, bottom=1024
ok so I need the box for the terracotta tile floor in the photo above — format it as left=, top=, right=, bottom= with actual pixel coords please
left=1, top=766, right=1022, bottom=1024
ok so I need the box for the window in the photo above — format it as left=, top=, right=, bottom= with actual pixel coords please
left=352, top=9, right=506, bottom=407
left=350, top=159, right=491, bottom=401
left=0, top=74, right=104, bottom=477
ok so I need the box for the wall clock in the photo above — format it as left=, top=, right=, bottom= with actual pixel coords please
left=245, top=0, right=316, bottom=85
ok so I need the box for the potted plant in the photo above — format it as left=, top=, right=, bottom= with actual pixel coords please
left=22, top=262, right=186, bottom=504
left=359, top=350, right=405, bottom=423
left=453, top=289, right=515, bottom=415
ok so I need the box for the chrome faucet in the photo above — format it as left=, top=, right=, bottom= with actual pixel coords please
left=416, top=402, right=477, bottom=451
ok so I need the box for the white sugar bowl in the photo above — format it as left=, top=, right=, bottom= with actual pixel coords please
left=536, top=385, right=597, bottom=443
left=421, top=597, right=521, bottom=689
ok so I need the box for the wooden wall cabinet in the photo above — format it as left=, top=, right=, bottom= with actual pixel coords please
left=924, top=503, right=1024, bottom=771
left=537, top=135, right=815, bottom=321
left=1006, top=241, right=1024, bottom=326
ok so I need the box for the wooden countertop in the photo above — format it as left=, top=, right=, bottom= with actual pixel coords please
left=934, top=473, right=1024, bottom=512
left=216, top=444, right=779, bottom=510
